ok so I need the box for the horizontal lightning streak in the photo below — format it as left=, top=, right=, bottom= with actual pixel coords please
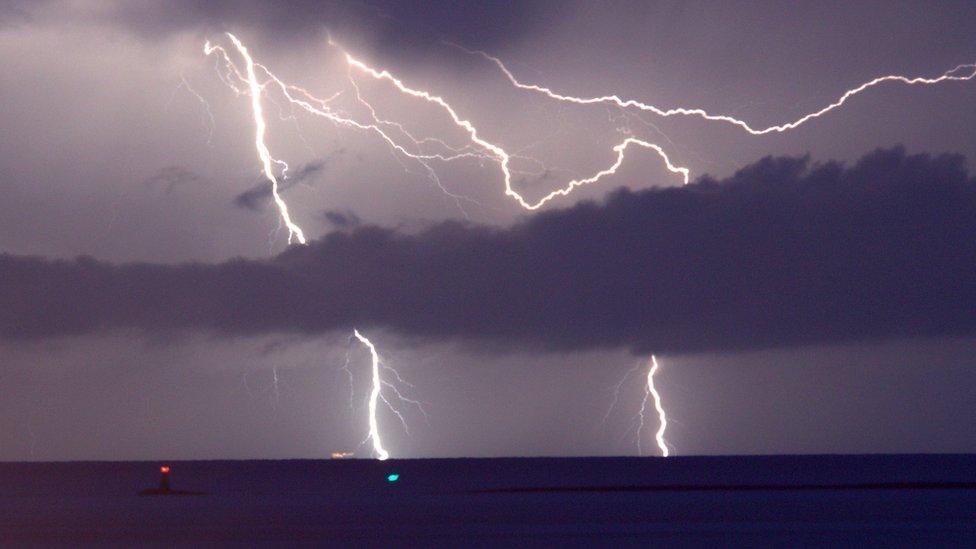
left=202, top=33, right=704, bottom=226
left=345, top=54, right=690, bottom=210
left=461, top=46, right=976, bottom=135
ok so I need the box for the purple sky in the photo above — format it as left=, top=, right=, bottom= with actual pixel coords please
left=1, top=0, right=975, bottom=460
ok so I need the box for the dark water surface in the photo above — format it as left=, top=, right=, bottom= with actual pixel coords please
left=2, top=455, right=975, bottom=545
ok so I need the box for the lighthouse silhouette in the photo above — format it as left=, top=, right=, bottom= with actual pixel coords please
left=159, top=465, right=171, bottom=492
left=139, top=464, right=203, bottom=496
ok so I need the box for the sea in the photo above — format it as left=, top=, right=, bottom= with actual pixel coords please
left=1, top=454, right=975, bottom=545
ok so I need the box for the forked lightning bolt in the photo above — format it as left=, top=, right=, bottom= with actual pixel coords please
left=206, top=35, right=307, bottom=244
left=352, top=329, right=427, bottom=460
left=343, top=51, right=690, bottom=210
left=202, top=34, right=971, bottom=459
left=604, top=356, right=669, bottom=457
left=203, top=32, right=690, bottom=243
left=205, top=33, right=974, bottom=243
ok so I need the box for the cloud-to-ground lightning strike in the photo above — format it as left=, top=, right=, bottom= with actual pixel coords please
left=353, top=329, right=388, bottom=460
left=606, top=356, right=670, bottom=457
left=351, top=329, right=428, bottom=460
left=636, top=355, right=669, bottom=458
left=202, top=35, right=968, bottom=460
left=205, top=35, right=435, bottom=459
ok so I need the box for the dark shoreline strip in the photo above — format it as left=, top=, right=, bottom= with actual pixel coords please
left=474, top=481, right=976, bottom=494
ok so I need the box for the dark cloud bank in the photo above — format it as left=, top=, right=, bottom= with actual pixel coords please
left=3, top=147, right=974, bottom=354
left=109, top=0, right=555, bottom=56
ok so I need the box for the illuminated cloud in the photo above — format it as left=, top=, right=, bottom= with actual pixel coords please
left=2, top=147, right=973, bottom=354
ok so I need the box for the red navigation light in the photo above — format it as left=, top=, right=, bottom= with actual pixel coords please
left=160, top=466, right=171, bottom=474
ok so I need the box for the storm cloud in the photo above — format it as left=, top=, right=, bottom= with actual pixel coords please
left=3, top=147, right=974, bottom=354
left=104, top=0, right=558, bottom=56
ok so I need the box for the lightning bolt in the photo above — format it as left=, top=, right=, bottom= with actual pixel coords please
left=173, top=73, right=216, bottom=146
left=204, top=32, right=689, bottom=235
left=606, top=356, right=670, bottom=457
left=601, top=361, right=642, bottom=427
left=270, top=365, right=282, bottom=410
left=205, top=33, right=975, bottom=233
left=200, top=35, right=972, bottom=461
left=352, top=329, right=389, bottom=460
left=206, top=35, right=307, bottom=245
left=636, top=355, right=669, bottom=457
left=338, top=349, right=356, bottom=412
left=232, top=366, right=290, bottom=411
left=459, top=46, right=976, bottom=136
left=206, top=34, right=504, bottom=239
left=352, top=329, right=427, bottom=460
left=343, top=52, right=690, bottom=210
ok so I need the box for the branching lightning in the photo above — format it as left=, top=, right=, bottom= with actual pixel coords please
left=205, top=32, right=975, bottom=241
left=607, top=356, right=670, bottom=457
left=343, top=52, right=690, bottom=210
left=203, top=31, right=690, bottom=241
left=206, top=35, right=307, bottom=244
left=233, top=365, right=290, bottom=411
left=200, top=33, right=973, bottom=460
left=601, top=362, right=642, bottom=427
left=352, top=329, right=427, bottom=460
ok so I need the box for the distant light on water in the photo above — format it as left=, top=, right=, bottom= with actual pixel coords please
left=387, top=473, right=400, bottom=482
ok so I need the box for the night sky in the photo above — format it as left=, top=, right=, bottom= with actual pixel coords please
left=1, top=0, right=975, bottom=460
